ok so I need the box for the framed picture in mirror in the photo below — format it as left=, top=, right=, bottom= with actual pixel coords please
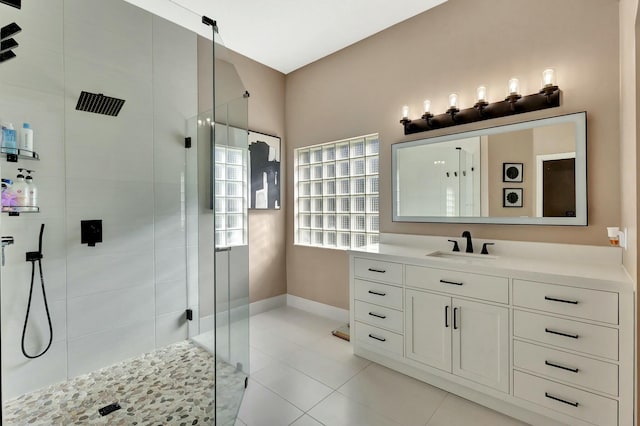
left=503, top=162, right=523, bottom=182
left=503, top=188, right=523, bottom=207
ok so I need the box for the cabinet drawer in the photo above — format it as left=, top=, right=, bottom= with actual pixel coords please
left=514, top=340, right=618, bottom=396
left=354, top=257, right=403, bottom=284
left=514, top=310, right=618, bottom=360
left=354, top=300, right=403, bottom=333
left=354, top=321, right=403, bottom=356
left=513, top=280, right=618, bottom=325
left=405, top=265, right=508, bottom=303
left=354, top=279, right=403, bottom=310
left=513, top=371, right=617, bottom=426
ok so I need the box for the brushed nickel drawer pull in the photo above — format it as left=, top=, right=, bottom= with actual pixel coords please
left=545, top=328, right=579, bottom=339
left=545, top=296, right=579, bottom=305
left=440, top=279, right=463, bottom=286
left=369, top=312, right=386, bottom=319
left=545, top=360, right=579, bottom=373
left=545, top=392, right=579, bottom=407
left=368, top=333, right=386, bottom=342
left=368, top=268, right=386, bottom=273
left=368, top=290, right=386, bottom=296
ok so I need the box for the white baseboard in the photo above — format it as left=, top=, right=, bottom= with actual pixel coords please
left=250, top=294, right=287, bottom=316
left=286, top=294, right=349, bottom=323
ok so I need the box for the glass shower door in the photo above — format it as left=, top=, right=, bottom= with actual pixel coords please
left=213, top=96, right=250, bottom=425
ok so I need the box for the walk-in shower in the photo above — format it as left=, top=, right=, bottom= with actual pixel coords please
left=0, top=1, right=249, bottom=424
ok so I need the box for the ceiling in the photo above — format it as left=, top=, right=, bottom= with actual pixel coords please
left=123, top=0, right=447, bottom=74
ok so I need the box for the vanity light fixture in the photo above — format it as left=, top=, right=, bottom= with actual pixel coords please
left=540, top=68, right=558, bottom=96
left=447, top=93, right=460, bottom=118
left=399, top=70, right=561, bottom=135
left=474, top=86, right=488, bottom=111
left=421, top=100, right=433, bottom=122
left=506, top=78, right=521, bottom=103
left=400, top=105, right=410, bottom=125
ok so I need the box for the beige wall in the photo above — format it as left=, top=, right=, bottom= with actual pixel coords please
left=285, top=0, right=620, bottom=309
left=198, top=38, right=287, bottom=308
left=487, top=130, right=534, bottom=217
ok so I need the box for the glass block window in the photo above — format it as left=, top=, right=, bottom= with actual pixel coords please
left=215, top=145, right=248, bottom=247
left=295, top=134, right=379, bottom=249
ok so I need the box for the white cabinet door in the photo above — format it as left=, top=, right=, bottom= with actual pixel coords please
left=452, top=298, right=509, bottom=393
left=405, top=289, right=451, bottom=372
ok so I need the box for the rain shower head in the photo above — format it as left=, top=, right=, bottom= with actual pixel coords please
left=0, top=38, right=18, bottom=54
left=75, top=91, right=126, bottom=117
left=0, top=50, right=16, bottom=63
left=0, top=0, right=21, bottom=9
left=1, top=22, right=21, bottom=41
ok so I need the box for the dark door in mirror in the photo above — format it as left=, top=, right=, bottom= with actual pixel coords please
left=543, top=158, right=576, bottom=217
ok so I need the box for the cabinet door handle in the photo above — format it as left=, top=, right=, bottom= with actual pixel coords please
left=545, top=360, right=579, bottom=373
left=440, top=279, right=463, bottom=286
left=445, top=305, right=449, bottom=328
left=545, top=296, right=579, bottom=305
left=368, top=268, right=386, bottom=273
left=368, top=290, right=386, bottom=296
left=545, top=392, right=579, bottom=407
left=368, top=333, right=386, bottom=342
left=545, top=328, right=579, bottom=339
left=369, top=312, right=386, bottom=319
left=453, top=307, right=459, bottom=330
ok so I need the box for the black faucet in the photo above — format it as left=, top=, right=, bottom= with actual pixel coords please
left=462, top=231, right=473, bottom=253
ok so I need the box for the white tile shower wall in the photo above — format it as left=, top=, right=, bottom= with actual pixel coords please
left=0, top=0, right=198, bottom=400
left=152, top=14, right=197, bottom=348
left=63, top=0, right=155, bottom=377
left=0, top=0, right=67, bottom=400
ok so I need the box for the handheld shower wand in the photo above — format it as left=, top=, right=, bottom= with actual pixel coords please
left=21, top=223, right=52, bottom=359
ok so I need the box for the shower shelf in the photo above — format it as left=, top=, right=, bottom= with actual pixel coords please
left=0, top=146, right=40, bottom=162
left=2, top=206, right=39, bottom=216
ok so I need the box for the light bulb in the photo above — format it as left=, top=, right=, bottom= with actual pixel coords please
left=449, top=93, right=459, bottom=109
left=401, top=105, right=409, bottom=119
left=476, top=86, right=487, bottom=102
left=542, top=68, right=556, bottom=87
left=423, top=100, right=431, bottom=114
left=508, top=78, right=519, bottom=95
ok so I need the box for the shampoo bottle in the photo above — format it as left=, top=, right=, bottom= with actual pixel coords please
left=25, top=171, right=37, bottom=207
left=13, top=169, right=27, bottom=206
left=21, top=123, right=33, bottom=154
left=2, top=123, right=17, bottom=154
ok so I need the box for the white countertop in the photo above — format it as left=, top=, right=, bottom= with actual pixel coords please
left=349, top=242, right=635, bottom=292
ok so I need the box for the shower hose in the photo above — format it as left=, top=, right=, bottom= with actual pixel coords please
left=21, top=223, right=53, bottom=359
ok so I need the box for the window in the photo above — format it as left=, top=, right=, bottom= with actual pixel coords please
left=295, top=134, right=379, bottom=249
left=215, top=144, right=248, bottom=247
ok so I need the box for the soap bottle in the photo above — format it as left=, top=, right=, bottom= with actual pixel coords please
left=20, top=123, right=33, bottom=154
left=1, top=123, right=17, bottom=154
left=13, top=169, right=27, bottom=206
left=25, top=170, right=37, bottom=207
left=1, top=178, right=14, bottom=207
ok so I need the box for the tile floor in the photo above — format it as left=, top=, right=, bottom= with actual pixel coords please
left=236, top=306, right=529, bottom=426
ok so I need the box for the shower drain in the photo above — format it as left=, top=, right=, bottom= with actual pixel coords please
left=98, top=402, right=121, bottom=417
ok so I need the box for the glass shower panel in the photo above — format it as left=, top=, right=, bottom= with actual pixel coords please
left=213, top=94, right=249, bottom=426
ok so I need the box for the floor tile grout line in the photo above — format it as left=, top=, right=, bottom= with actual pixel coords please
left=423, top=390, right=451, bottom=426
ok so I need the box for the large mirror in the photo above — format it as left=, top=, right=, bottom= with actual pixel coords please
left=392, top=112, right=587, bottom=225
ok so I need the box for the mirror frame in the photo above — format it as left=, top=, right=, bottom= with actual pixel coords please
left=392, top=112, right=587, bottom=225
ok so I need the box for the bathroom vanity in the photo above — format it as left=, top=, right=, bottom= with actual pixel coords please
left=349, top=234, right=634, bottom=426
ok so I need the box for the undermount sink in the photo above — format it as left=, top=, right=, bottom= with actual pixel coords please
left=426, top=250, right=498, bottom=261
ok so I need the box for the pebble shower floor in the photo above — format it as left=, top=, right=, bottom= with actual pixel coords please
left=2, top=340, right=246, bottom=425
